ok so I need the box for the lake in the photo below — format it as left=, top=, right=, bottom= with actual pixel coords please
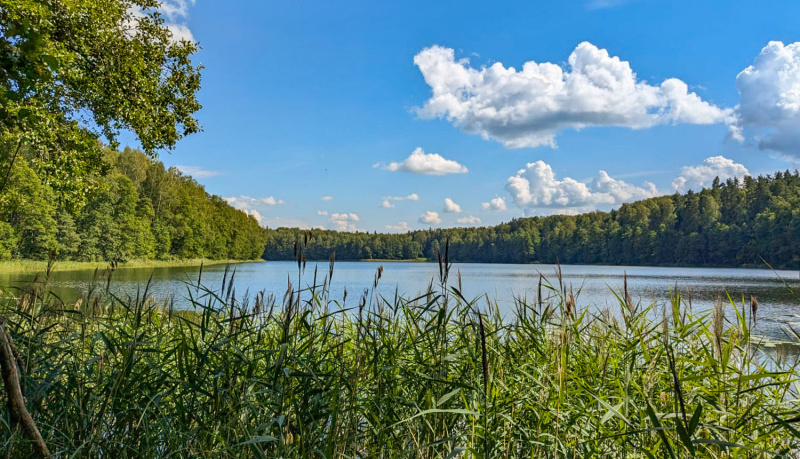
left=2, top=261, right=799, bottom=341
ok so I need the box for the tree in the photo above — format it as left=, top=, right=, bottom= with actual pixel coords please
left=0, top=0, right=202, bottom=207
left=261, top=169, right=800, bottom=269
left=0, top=156, right=56, bottom=259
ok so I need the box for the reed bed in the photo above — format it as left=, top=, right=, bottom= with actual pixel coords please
left=0, top=250, right=799, bottom=458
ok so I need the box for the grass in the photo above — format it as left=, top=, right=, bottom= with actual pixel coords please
left=0, top=247, right=799, bottom=458
left=0, top=258, right=263, bottom=273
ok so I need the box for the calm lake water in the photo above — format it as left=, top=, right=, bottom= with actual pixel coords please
left=2, top=261, right=799, bottom=341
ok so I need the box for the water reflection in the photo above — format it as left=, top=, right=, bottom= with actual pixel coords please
left=1, top=261, right=798, bottom=342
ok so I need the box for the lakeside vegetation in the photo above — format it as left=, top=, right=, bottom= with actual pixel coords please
left=1, top=2, right=799, bottom=458
left=265, top=170, right=800, bottom=268
left=0, top=258, right=262, bottom=274
left=0, top=147, right=268, bottom=263
left=0, top=0, right=264, bottom=266
left=1, top=257, right=799, bottom=457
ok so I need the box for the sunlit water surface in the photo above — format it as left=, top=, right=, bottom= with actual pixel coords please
left=2, top=261, right=799, bottom=344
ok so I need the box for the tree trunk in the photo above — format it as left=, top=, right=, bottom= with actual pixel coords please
left=0, top=320, right=51, bottom=458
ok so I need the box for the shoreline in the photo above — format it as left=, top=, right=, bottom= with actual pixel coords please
left=0, top=259, right=264, bottom=274
left=263, top=258, right=798, bottom=271
left=359, top=258, right=429, bottom=263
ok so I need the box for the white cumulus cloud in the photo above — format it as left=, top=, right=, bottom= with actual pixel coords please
left=442, top=198, right=462, bottom=213
left=175, top=165, right=219, bottom=178
left=414, top=42, right=734, bottom=149
left=672, top=156, right=750, bottom=192
left=262, top=216, right=318, bottom=230
left=418, top=211, right=442, bottom=225
left=734, top=41, right=800, bottom=157
left=245, top=209, right=263, bottom=224
left=330, top=213, right=362, bottom=232
left=381, top=193, right=420, bottom=208
left=481, top=197, right=507, bottom=211
left=379, top=148, right=468, bottom=175
left=386, top=222, right=412, bottom=233
left=126, top=0, right=196, bottom=43
left=386, top=193, right=420, bottom=201
left=506, top=161, right=658, bottom=210
left=457, top=215, right=482, bottom=225
left=317, top=210, right=328, bottom=216
left=224, top=196, right=284, bottom=210
left=321, top=196, right=334, bottom=201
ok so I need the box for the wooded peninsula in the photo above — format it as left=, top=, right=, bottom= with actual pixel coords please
left=0, top=147, right=267, bottom=262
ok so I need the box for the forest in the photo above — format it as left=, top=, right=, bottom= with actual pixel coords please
left=0, top=146, right=267, bottom=262
left=264, top=170, right=800, bottom=268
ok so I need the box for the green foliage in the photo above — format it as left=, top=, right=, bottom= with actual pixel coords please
left=0, top=0, right=202, bottom=207
left=0, top=147, right=267, bottom=262
left=265, top=171, right=800, bottom=268
left=0, top=154, right=57, bottom=258
left=1, top=262, right=799, bottom=457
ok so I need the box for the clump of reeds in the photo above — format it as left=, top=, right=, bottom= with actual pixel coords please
left=0, top=251, right=799, bottom=458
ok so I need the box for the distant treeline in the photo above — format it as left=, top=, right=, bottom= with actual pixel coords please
left=0, top=147, right=267, bottom=261
left=264, top=171, right=800, bottom=268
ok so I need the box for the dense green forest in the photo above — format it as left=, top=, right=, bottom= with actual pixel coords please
left=0, top=146, right=267, bottom=261
left=264, top=170, right=800, bottom=268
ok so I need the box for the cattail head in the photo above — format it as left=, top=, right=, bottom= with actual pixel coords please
left=623, top=271, right=633, bottom=314
left=713, top=296, right=724, bottom=357
left=328, top=251, right=336, bottom=282
left=565, top=285, right=575, bottom=318
left=750, top=295, right=759, bottom=326
left=556, top=259, right=563, bottom=292
left=537, top=274, right=543, bottom=309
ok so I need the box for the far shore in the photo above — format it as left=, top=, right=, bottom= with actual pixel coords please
left=0, top=259, right=264, bottom=274
left=359, top=258, right=429, bottom=263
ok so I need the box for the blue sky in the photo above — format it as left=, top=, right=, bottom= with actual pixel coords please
left=136, top=0, right=800, bottom=232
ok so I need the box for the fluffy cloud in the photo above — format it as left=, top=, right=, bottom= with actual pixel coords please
left=244, top=209, right=263, bottom=224
left=175, top=165, right=219, bottom=178
left=378, top=148, right=468, bottom=175
left=321, top=196, right=334, bottom=201
left=126, top=0, right=196, bottom=43
left=418, top=211, right=442, bottom=225
left=442, top=198, right=462, bottom=213
left=506, top=161, right=658, bottom=210
left=457, top=215, right=482, bottom=225
left=224, top=196, right=284, bottom=209
left=481, top=197, right=507, bottom=211
left=672, top=156, right=749, bottom=192
left=734, top=41, right=800, bottom=157
left=317, top=210, right=328, bottom=216
left=330, top=213, right=362, bottom=232
left=388, top=193, right=420, bottom=201
left=262, top=217, right=319, bottom=230
left=386, top=222, right=412, bottom=233
left=414, top=43, right=734, bottom=149
left=381, top=193, right=419, bottom=208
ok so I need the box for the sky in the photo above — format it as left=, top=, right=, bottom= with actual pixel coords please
left=132, top=0, right=800, bottom=232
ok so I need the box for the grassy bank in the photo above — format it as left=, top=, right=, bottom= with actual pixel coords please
left=0, top=259, right=799, bottom=458
left=0, top=258, right=263, bottom=273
